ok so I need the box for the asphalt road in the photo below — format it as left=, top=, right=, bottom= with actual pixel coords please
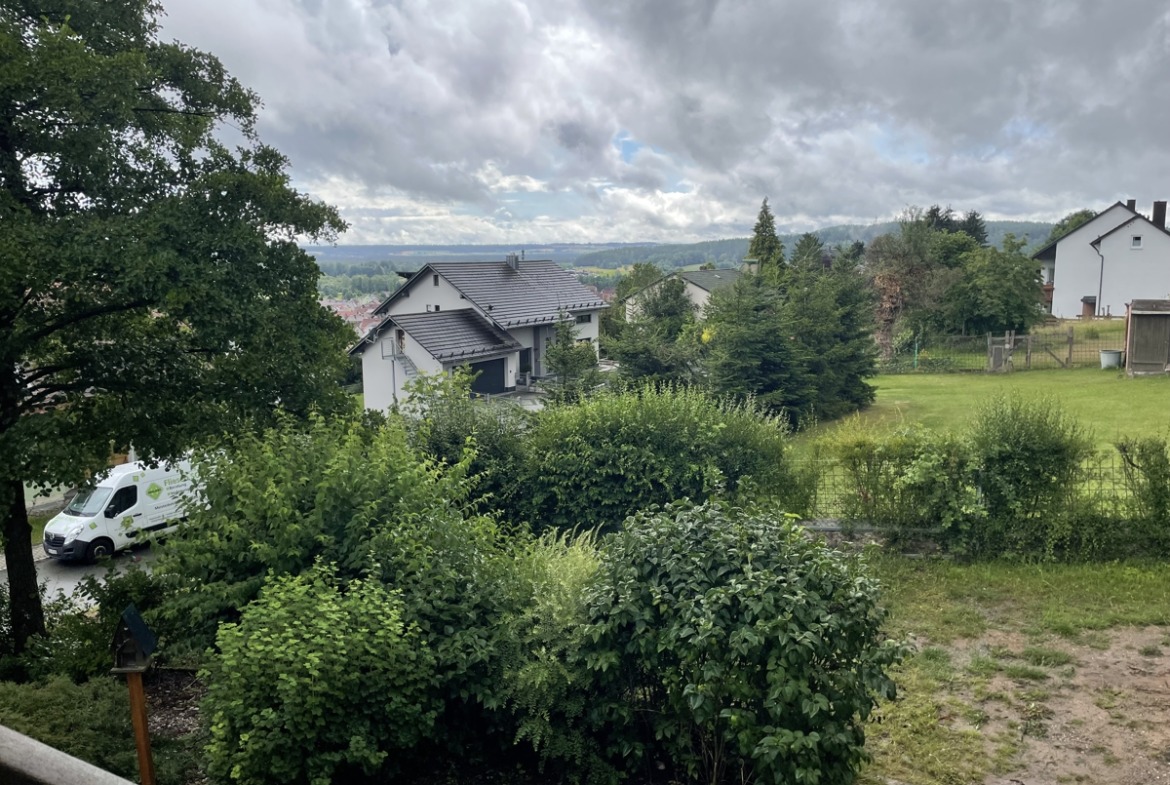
left=0, top=545, right=161, bottom=600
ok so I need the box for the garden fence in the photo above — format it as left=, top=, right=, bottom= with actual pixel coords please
left=795, top=453, right=1133, bottom=520
left=881, top=323, right=1128, bottom=374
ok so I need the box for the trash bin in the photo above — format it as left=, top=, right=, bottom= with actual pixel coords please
left=1100, top=349, right=1122, bottom=369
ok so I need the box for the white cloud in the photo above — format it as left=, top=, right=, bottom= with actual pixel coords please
left=159, top=0, right=1170, bottom=243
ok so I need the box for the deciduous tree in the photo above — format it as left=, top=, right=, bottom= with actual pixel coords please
left=0, top=0, right=352, bottom=657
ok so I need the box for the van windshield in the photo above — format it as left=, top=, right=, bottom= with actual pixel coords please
left=64, top=487, right=112, bottom=517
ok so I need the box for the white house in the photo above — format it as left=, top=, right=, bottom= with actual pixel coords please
left=1033, top=200, right=1170, bottom=319
left=624, top=268, right=743, bottom=320
left=350, top=255, right=607, bottom=410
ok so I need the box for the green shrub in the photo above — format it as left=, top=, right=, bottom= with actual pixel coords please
left=203, top=566, right=437, bottom=785
left=825, top=420, right=981, bottom=549
left=519, top=386, right=801, bottom=532
left=154, top=412, right=476, bottom=647
left=502, top=532, right=605, bottom=777
left=402, top=369, right=532, bottom=514
left=1116, top=436, right=1170, bottom=553
left=25, top=566, right=164, bottom=682
left=0, top=675, right=195, bottom=782
left=967, top=395, right=1094, bottom=557
left=157, top=412, right=526, bottom=760
left=577, top=501, right=902, bottom=785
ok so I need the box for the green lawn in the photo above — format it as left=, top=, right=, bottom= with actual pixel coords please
left=818, top=368, right=1170, bottom=451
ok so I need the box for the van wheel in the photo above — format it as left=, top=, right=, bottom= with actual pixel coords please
left=86, top=538, right=115, bottom=563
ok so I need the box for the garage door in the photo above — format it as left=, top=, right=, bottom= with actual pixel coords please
left=468, top=358, right=507, bottom=395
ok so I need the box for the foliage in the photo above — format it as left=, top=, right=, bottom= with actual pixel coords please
left=824, top=420, right=982, bottom=549
left=967, top=395, right=1094, bottom=557
left=611, top=276, right=700, bottom=385
left=577, top=502, right=902, bottom=785
left=402, top=369, right=532, bottom=514
left=23, top=566, right=166, bottom=683
left=599, top=262, right=663, bottom=351
left=1116, top=436, right=1170, bottom=553
left=938, top=235, right=1045, bottom=335
left=0, top=0, right=353, bottom=656
left=1044, top=208, right=1097, bottom=245
left=781, top=250, right=878, bottom=420
left=704, top=275, right=816, bottom=422
left=154, top=412, right=476, bottom=647
left=519, top=385, right=799, bottom=532
left=0, top=674, right=198, bottom=782
left=502, top=531, right=605, bottom=777
left=203, top=566, right=437, bottom=785
left=748, top=198, right=785, bottom=278
left=544, top=311, right=603, bottom=405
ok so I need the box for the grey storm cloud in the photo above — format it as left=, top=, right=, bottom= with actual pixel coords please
left=159, top=0, right=1170, bottom=243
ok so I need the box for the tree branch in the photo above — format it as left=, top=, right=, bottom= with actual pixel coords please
left=19, top=298, right=152, bottom=348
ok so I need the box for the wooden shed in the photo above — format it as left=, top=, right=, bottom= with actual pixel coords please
left=1125, top=299, right=1170, bottom=375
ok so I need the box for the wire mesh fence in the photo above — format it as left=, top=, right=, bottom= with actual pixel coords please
left=794, top=453, right=1134, bottom=520
left=880, top=322, right=1129, bottom=374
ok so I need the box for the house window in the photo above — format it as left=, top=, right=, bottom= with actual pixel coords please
left=433, top=274, right=440, bottom=286
left=575, top=313, right=592, bottom=324
left=1132, top=236, right=1143, bottom=249
left=434, top=304, right=440, bottom=312
left=426, top=304, right=441, bottom=312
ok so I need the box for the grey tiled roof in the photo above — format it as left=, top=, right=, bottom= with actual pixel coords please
left=677, top=269, right=743, bottom=292
left=375, top=259, right=607, bottom=328
left=390, top=309, right=521, bottom=361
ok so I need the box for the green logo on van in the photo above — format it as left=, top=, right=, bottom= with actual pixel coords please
left=146, top=482, right=163, bottom=500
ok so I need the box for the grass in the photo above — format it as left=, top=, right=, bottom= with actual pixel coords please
left=29, top=511, right=52, bottom=544
left=860, top=556, right=1170, bottom=784
left=801, top=367, right=1170, bottom=452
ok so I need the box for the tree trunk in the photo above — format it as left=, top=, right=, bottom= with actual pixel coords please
left=3, top=477, right=45, bottom=658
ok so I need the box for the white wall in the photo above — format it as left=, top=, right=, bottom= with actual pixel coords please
left=360, top=330, right=442, bottom=412
left=1095, top=229, right=1170, bottom=316
left=386, top=271, right=474, bottom=317
left=1051, top=204, right=1135, bottom=318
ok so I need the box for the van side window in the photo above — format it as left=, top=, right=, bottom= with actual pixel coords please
left=108, top=486, right=138, bottom=516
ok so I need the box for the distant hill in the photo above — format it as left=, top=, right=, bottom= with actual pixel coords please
left=304, top=220, right=1055, bottom=276
left=304, top=243, right=649, bottom=275
left=572, top=220, right=1055, bottom=270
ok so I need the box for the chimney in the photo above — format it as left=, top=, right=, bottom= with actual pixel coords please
left=1126, top=199, right=1137, bottom=211
left=1154, top=201, right=1167, bottom=229
left=505, top=252, right=519, bottom=270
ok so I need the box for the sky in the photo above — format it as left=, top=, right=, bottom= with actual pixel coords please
left=159, top=0, right=1170, bottom=245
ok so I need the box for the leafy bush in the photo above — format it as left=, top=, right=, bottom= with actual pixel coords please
left=0, top=675, right=195, bottom=782
left=519, top=386, right=801, bottom=532
left=157, top=411, right=527, bottom=762
left=967, top=395, right=1094, bottom=557
left=203, top=566, right=436, bottom=785
left=26, top=566, right=165, bottom=682
left=576, top=502, right=902, bottom=785
left=502, top=532, right=605, bottom=777
left=154, top=412, right=476, bottom=646
left=1116, top=436, right=1170, bottom=553
left=825, top=420, right=981, bottom=549
left=402, top=369, right=532, bottom=514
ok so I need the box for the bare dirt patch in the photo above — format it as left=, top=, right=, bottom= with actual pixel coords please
left=956, top=626, right=1170, bottom=785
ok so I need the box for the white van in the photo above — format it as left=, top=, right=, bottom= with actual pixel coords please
left=42, top=460, right=196, bottom=562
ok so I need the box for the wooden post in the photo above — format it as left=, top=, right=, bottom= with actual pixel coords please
left=1026, top=334, right=1033, bottom=370
left=986, top=332, right=992, bottom=370
left=1067, top=326, right=1075, bottom=368
left=125, top=672, right=156, bottom=785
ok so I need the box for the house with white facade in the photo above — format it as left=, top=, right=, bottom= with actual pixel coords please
left=1033, top=199, right=1170, bottom=319
left=624, top=268, right=743, bottom=320
left=350, top=255, right=607, bottom=410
